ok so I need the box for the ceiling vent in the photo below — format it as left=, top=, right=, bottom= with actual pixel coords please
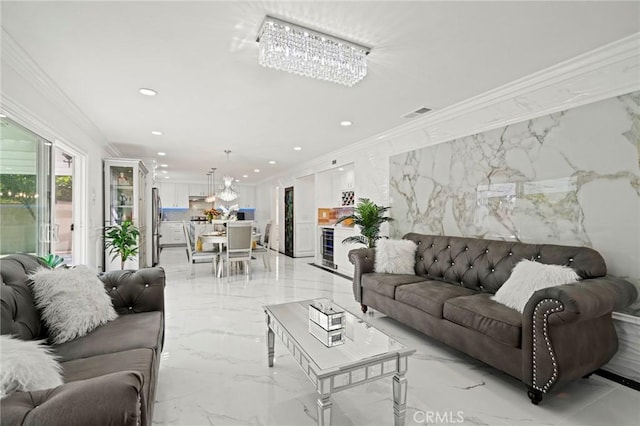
left=403, top=107, right=432, bottom=119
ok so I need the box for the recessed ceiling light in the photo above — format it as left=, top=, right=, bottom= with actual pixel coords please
left=44, top=142, right=52, bottom=146
left=157, top=152, right=166, bottom=156
left=340, top=120, right=352, bottom=127
left=268, top=160, right=276, bottom=164
left=161, top=170, right=167, bottom=174
left=242, top=175, right=248, bottom=178
left=0, top=114, right=6, bottom=118
left=254, top=169, right=260, bottom=173
left=338, top=167, right=344, bottom=171
left=235, top=179, right=240, bottom=183
left=160, top=164, right=168, bottom=168
left=151, top=131, right=163, bottom=136
left=139, top=88, right=157, bottom=96
left=164, top=176, right=170, bottom=179
left=293, top=146, right=302, bottom=151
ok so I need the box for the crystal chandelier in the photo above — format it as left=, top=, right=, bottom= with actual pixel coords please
left=216, top=150, right=238, bottom=202
left=257, top=16, right=370, bottom=87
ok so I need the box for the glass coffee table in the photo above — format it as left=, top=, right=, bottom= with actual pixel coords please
left=264, top=299, right=415, bottom=426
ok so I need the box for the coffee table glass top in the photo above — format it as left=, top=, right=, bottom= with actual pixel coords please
left=264, top=298, right=411, bottom=372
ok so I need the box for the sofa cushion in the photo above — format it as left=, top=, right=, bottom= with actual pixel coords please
left=443, top=294, right=522, bottom=348
left=53, top=312, right=163, bottom=362
left=0, top=335, right=63, bottom=398
left=375, top=239, right=417, bottom=274
left=396, top=281, right=477, bottom=318
left=29, top=266, right=118, bottom=344
left=61, top=348, right=155, bottom=426
left=361, top=273, right=426, bottom=299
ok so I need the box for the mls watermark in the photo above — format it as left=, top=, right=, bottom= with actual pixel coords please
left=413, top=410, right=465, bottom=424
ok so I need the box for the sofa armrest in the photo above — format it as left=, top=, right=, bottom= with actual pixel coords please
left=348, top=248, right=375, bottom=303
left=521, top=276, right=637, bottom=394
left=523, top=276, right=638, bottom=324
left=101, top=267, right=165, bottom=315
left=1, top=371, right=144, bottom=426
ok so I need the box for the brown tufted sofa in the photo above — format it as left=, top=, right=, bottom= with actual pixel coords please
left=349, top=234, right=637, bottom=404
left=0, top=253, right=166, bottom=425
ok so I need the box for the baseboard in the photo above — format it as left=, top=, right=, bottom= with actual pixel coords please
left=595, top=369, right=640, bottom=391
left=308, top=263, right=352, bottom=281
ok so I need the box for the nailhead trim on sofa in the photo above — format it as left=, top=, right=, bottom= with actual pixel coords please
left=532, top=298, right=563, bottom=393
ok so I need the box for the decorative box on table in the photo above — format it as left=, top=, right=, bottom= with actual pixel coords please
left=308, top=320, right=346, bottom=347
left=309, top=300, right=345, bottom=331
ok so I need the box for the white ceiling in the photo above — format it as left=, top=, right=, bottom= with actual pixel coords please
left=2, top=1, right=638, bottom=184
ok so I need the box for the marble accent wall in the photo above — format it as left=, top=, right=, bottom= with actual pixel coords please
left=390, top=92, right=640, bottom=315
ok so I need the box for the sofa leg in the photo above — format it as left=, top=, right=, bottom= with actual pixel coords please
left=582, top=372, right=593, bottom=379
left=361, top=304, right=368, bottom=314
left=527, top=387, right=543, bottom=405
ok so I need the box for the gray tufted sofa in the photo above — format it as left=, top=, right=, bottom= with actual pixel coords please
left=349, top=233, right=637, bottom=404
left=0, top=253, right=166, bottom=425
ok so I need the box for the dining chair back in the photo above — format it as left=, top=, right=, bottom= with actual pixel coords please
left=182, top=221, right=216, bottom=264
left=252, top=221, right=272, bottom=271
left=223, top=221, right=254, bottom=279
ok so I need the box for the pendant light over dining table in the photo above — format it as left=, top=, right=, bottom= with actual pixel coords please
left=217, top=150, right=239, bottom=202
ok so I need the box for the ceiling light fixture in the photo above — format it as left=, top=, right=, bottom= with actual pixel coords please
left=243, top=175, right=248, bottom=178
left=139, top=88, right=157, bottom=96
left=160, top=164, right=168, bottom=168
left=257, top=16, right=370, bottom=87
left=293, top=146, right=302, bottom=151
left=205, top=168, right=216, bottom=203
left=268, top=160, right=276, bottom=164
left=157, top=152, right=166, bottom=156
left=217, top=150, right=239, bottom=202
left=151, top=131, right=163, bottom=136
left=340, top=120, right=352, bottom=127
left=254, top=169, right=260, bottom=173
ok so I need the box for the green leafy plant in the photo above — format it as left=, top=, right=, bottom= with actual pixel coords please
left=38, top=253, right=66, bottom=269
left=104, top=220, right=140, bottom=270
left=335, top=198, right=393, bottom=248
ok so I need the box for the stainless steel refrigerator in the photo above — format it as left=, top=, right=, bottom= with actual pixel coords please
left=151, top=187, right=162, bottom=266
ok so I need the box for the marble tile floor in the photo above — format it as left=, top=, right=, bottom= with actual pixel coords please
left=153, top=247, right=639, bottom=426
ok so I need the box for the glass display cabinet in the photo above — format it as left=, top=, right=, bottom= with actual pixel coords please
left=103, top=158, right=148, bottom=271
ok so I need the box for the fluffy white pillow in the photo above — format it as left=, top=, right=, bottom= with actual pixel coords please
left=29, top=265, right=118, bottom=344
left=0, top=335, right=63, bottom=398
left=493, top=259, right=580, bottom=313
left=375, top=239, right=417, bottom=274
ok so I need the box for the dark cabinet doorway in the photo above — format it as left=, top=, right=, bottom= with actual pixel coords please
left=284, top=186, right=294, bottom=257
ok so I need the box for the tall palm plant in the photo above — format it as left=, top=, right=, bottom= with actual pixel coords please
left=335, top=198, right=393, bottom=248
left=105, top=220, right=140, bottom=269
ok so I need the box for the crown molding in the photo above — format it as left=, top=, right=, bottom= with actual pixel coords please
left=1, top=28, right=109, bottom=148
left=260, top=32, right=640, bottom=185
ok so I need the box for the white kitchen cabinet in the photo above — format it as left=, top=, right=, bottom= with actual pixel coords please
left=159, top=183, right=189, bottom=208
left=160, top=221, right=186, bottom=246
left=189, top=183, right=209, bottom=197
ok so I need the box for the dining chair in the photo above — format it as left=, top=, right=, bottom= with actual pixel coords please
left=252, top=221, right=272, bottom=271
left=221, top=221, right=253, bottom=280
left=182, top=221, right=217, bottom=267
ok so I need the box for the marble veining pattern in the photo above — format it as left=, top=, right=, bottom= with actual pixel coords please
left=389, top=92, right=640, bottom=315
left=152, top=248, right=639, bottom=426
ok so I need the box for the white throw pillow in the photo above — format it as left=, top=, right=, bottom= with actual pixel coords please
left=0, top=335, right=63, bottom=398
left=375, top=239, right=417, bottom=274
left=492, top=259, right=580, bottom=313
left=29, top=266, right=118, bottom=344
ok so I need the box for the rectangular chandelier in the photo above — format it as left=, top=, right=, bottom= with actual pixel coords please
left=257, top=16, right=370, bottom=87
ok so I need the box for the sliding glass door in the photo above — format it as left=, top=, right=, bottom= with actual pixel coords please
left=0, top=117, right=52, bottom=256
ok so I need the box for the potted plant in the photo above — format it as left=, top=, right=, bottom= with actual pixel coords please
left=38, top=253, right=67, bottom=269
left=335, top=198, right=393, bottom=248
left=104, top=220, right=140, bottom=269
